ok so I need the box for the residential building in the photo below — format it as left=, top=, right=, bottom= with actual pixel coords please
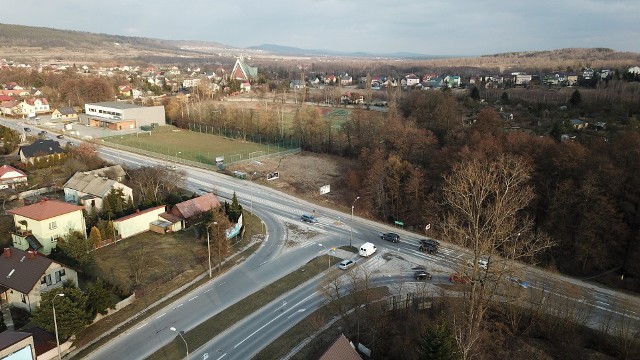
left=63, top=170, right=133, bottom=212
left=340, top=75, right=353, bottom=86
left=170, top=192, right=221, bottom=228
left=10, top=199, right=87, bottom=255
left=18, top=139, right=65, bottom=165
left=51, top=106, right=78, bottom=120
left=0, top=164, right=28, bottom=188
left=231, top=57, right=258, bottom=81
left=87, top=164, right=127, bottom=182
left=514, top=74, right=532, bottom=85
left=316, top=333, right=362, bottom=360
left=0, top=330, right=36, bottom=359
left=0, top=247, right=78, bottom=311
left=25, top=98, right=50, bottom=114
left=112, top=205, right=167, bottom=240
left=405, top=74, right=420, bottom=87
left=444, top=75, right=461, bottom=87
left=570, top=118, right=588, bottom=129
left=82, top=101, right=166, bottom=130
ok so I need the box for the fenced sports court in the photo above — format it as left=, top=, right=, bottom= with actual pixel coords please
left=102, top=126, right=300, bottom=169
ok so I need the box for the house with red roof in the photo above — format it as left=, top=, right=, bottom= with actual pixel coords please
left=9, top=199, right=87, bottom=255
left=0, top=247, right=78, bottom=311
left=0, top=165, right=27, bottom=189
left=170, top=192, right=221, bottom=228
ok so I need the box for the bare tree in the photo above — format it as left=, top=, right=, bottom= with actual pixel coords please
left=438, top=154, right=553, bottom=359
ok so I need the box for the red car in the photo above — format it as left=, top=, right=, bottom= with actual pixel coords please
left=448, top=272, right=470, bottom=284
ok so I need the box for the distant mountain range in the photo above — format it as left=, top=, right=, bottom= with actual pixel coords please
left=247, top=43, right=447, bottom=59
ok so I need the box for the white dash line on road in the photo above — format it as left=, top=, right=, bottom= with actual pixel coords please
left=156, top=312, right=166, bottom=319
left=136, top=322, right=148, bottom=330
left=216, top=353, right=227, bottom=360
left=188, top=296, right=198, bottom=302
left=204, top=288, right=212, bottom=293
left=174, top=303, right=183, bottom=309
left=218, top=282, right=226, bottom=287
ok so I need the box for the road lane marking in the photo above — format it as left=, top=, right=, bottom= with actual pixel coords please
left=234, top=292, right=317, bottom=349
left=274, top=301, right=287, bottom=312
left=156, top=312, right=166, bottom=319
left=188, top=296, right=198, bottom=302
left=287, top=308, right=306, bottom=319
left=174, top=303, right=183, bottom=309
left=204, top=288, right=213, bottom=293
left=215, top=353, right=226, bottom=360
left=218, top=282, right=226, bottom=287
left=136, top=322, right=148, bottom=330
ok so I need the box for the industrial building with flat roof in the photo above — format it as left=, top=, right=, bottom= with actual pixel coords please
left=81, top=101, right=165, bottom=130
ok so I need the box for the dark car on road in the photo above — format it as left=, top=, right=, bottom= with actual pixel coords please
left=23, top=127, right=31, bottom=132
left=56, top=134, right=64, bottom=139
left=301, top=214, right=318, bottom=223
left=414, top=270, right=432, bottom=280
left=419, top=239, right=440, bottom=254
left=381, top=232, right=400, bottom=243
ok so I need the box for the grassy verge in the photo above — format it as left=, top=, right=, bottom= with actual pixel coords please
left=146, top=254, right=342, bottom=360
left=71, top=212, right=263, bottom=358
left=254, top=287, right=389, bottom=360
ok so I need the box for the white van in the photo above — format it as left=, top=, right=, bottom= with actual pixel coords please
left=359, top=242, right=377, bottom=257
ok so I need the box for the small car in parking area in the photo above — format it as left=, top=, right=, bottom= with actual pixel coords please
left=301, top=214, right=318, bottom=223
left=338, top=259, right=355, bottom=270
left=414, top=270, right=432, bottom=280
left=419, top=239, right=439, bottom=254
left=381, top=232, right=400, bottom=243
left=23, top=127, right=31, bottom=132
left=56, top=134, right=64, bottom=139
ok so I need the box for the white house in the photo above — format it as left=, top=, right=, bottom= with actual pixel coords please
left=10, top=199, right=87, bottom=255
left=0, top=247, right=78, bottom=311
left=64, top=171, right=133, bottom=212
left=0, top=164, right=27, bottom=189
left=112, top=205, right=167, bottom=240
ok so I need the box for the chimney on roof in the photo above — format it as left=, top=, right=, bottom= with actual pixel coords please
left=3, top=248, right=10, bottom=258
left=27, top=250, right=35, bottom=259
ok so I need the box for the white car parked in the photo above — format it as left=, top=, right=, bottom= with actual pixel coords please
left=338, top=259, right=355, bottom=270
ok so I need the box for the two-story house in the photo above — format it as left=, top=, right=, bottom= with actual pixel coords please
left=0, top=247, right=78, bottom=311
left=63, top=171, right=133, bottom=212
left=10, top=199, right=87, bottom=255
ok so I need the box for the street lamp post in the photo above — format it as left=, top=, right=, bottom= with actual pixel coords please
left=350, top=196, right=360, bottom=248
left=318, top=244, right=331, bottom=269
left=206, top=222, right=217, bottom=278
left=175, top=151, right=182, bottom=164
left=52, top=293, right=65, bottom=360
left=170, top=327, right=189, bottom=360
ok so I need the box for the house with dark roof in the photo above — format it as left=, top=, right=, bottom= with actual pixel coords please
left=18, top=139, right=65, bottom=165
left=51, top=106, right=78, bottom=120
left=10, top=199, right=87, bottom=255
left=0, top=247, right=78, bottom=311
left=63, top=170, right=133, bottom=212
left=170, top=192, right=221, bottom=228
left=0, top=164, right=27, bottom=189
left=0, top=330, right=36, bottom=359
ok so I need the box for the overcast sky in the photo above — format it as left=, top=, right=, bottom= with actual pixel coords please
left=4, top=0, right=639, bottom=55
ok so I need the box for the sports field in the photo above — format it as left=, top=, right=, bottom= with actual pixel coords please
left=103, top=127, right=296, bottom=165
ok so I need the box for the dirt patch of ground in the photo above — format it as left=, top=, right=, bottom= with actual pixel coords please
left=227, top=151, right=357, bottom=211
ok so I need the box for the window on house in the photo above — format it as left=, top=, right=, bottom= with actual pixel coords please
left=49, top=221, right=57, bottom=230
left=41, top=277, right=47, bottom=284
left=21, top=294, right=26, bottom=303
left=60, top=269, right=65, bottom=276
left=45, top=274, right=52, bottom=286
left=55, top=271, right=61, bottom=283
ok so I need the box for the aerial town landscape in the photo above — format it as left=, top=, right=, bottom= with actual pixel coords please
left=0, top=2, right=639, bottom=360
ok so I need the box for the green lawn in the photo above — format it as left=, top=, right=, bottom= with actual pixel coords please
left=103, top=126, right=296, bottom=165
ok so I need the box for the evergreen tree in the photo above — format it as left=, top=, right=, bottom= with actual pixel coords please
left=33, top=281, right=91, bottom=340
left=419, top=320, right=461, bottom=360
left=89, top=226, right=102, bottom=248
left=102, top=196, right=113, bottom=219
left=469, top=86, right=480, bottom=101
left=86, top=279, right=115, bottom=316
left=501, top=91, right=510, bottom=104
left=58, top=231, right=93, bottom=267
left=228, top=192, right=243, bottom=222
left=569, top=88, right=582, bottom=107
left=106, top=221, right=116, bottom=241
